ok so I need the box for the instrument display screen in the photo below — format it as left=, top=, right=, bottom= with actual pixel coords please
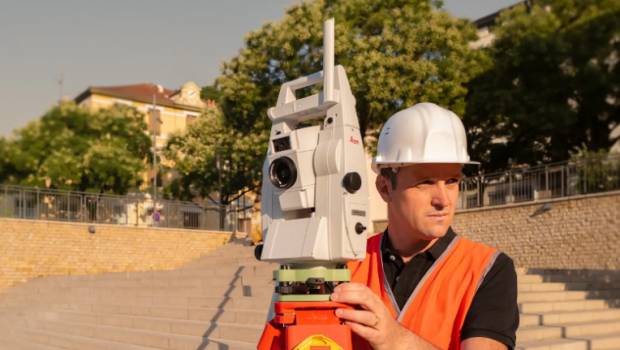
left=273, top=136, right=291, bottom=152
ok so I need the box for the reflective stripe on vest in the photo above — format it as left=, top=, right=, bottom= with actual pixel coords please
left=347, top=233, right=499, bottom=350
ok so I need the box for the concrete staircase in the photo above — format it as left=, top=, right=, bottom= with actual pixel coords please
left=0, top=242, right=618, bottom=350
left=515, top=270, right=620, bottom=350
left=0, top=241, right=277, bottom=350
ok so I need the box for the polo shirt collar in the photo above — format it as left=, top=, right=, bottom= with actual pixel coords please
left=382, top=226, right=457, bottom=261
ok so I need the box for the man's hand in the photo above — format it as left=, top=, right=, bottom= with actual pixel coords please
left=331, top=282, right=438, bottom=350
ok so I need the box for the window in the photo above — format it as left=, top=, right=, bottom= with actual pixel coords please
left=186, top=114, right=197, bottom=126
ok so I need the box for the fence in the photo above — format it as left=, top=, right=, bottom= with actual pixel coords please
left=0, top=185, right=246, bottom=231
left=4, top=155, right=618, bottom=224
left=459, top=154, right=620, bottom=210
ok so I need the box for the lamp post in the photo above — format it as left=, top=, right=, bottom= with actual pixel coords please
left=151, top=89, right=158, bottom=224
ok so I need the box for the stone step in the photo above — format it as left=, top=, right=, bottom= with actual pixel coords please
left=29, top=317, right=261, bottom=348
left=40, top=315, right=264, bottom=343
left=7, top=284, right=274, bottom=303
left=183, top=256, right=269, bottom=266
left=163, top=331, right=256, bottom=350
left=516, top=325, right=563, bottom=342
left=24, top=274, right=275, bottom=289
left=516, top=267, right=529, bottom=275
left=518, top=290, right=620, bottom=305
left=518, top=282, right=589, bottom=292
left=97, top=287, right=274, bottom=301
left=518, top=291, right=590, bottom=303
left=186, top=294, right=272, bottom=310
left=165, top=266, right=275, bottom=277
left=0, top=314, right=29, bottom=330
left=0, top=335, right=65, bottom=350
left=183, top=260, right=264, bottom=269
left=516, top=270, right=620, bottom=285
left=17, top=327, right=162, bottom=350
left=554, top=319, right=620, bottom=338
left=516, top=337, right=588, bottom=350
left=51, top=301, right=269, bottom=320
left=574, top=333, right=620, bottom=350
left=521, top=314, right=542, bottom=327
left=40, top=307, right=267, bottom=328
left=540, top=308, right=620, bottom=324
left=519, top=299, right=610, bottom=313
left=17, top=261, right=278, bottom=282
left=0, top=288, right=274, bottom=310
left=519, top=275, right=547, bottom=283
left=24, top=269, right=274, bottom=287
left=18, top=326, right=255, bottom=350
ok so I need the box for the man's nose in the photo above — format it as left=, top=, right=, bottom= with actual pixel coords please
left=431, top=182, right=450, bottom=210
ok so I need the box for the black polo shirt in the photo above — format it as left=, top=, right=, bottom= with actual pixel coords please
left=381, top=227, right=519, bottom=349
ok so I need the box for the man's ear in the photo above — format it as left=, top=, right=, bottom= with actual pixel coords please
left=375, top=174, right=392, bottom=203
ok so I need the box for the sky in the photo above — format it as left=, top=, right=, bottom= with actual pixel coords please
left=0, top=0, right=520, bottom=136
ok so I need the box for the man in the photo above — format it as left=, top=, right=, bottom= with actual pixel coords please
left=332, top=103, right=519, bottom=350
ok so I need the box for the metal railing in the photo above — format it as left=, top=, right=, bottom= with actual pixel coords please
left=4, top=155, right=617, bottom=223
left=0, top=185, right=246, bottom=231
left=458, top=154, right=620, bottom=210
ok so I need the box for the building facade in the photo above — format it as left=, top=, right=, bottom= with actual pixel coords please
left=74, top=81, right=210, bottom=188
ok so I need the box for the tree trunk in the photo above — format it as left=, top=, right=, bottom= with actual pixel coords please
left=219, top=205, right=226, bottom=230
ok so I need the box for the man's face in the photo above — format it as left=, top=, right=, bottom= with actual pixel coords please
left=376, top=163, right=462, bottom=241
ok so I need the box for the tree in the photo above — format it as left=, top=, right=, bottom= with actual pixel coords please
left=163, top=107, right=266, bottom=226
left=170, top=0, right=488, bottom=212
left=1, top=102, right=151, bottom=194
left=214, top=0, right=489, bottom=147
left=0, top=138, right=16, bottom=183
left=465, top=0, right=620, bottom=172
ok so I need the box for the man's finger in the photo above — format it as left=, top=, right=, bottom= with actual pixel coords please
left=332, top=288, right=382, bottom=312
left=344, top=320, right=379, bottom=341
left=334, top=282, right=368, bottom=293
left=335, top=308, right=378, bottom=327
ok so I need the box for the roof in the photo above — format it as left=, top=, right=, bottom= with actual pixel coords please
left=474, top=11, right=500, bottom=28
left=74, top=83, right=204, bottom=113
left=473, top=1, right=525, bottom=29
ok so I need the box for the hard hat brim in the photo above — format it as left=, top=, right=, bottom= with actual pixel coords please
left=371, top=160, right=480, bottom=175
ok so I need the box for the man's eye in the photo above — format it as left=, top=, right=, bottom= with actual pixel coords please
left=446, top=178, right=460, bottom=185
left=419, top=180, right=434, bottom=186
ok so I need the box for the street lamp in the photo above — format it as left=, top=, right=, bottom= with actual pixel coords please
left=151, top=88, right=161, bottom=225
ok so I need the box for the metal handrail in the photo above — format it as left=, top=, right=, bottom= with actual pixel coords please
left=0, top=185, right=245, bottom=231
left=458, top=154, right=620, bottom=209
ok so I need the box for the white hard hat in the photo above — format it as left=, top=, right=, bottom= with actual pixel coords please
left=372, top=102, right=478, bottom=173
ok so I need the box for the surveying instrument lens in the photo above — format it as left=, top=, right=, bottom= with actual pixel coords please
left=269, top=157, right=297, bottom=189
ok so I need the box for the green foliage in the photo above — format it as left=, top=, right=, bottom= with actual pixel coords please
left=465, top=0, right=620, bottom=172
left=0, top=102, right=151, bottom=194
left=200, top=84, right=220, bottom=101
left=570, top=147, right=620, bottom=193
left=214, top=0, right=488, bottom=146
left=163, top=107, right=267, bottom=205
left=0, top=138, right=15, bottom=182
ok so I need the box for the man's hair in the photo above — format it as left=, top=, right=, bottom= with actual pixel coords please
left=380, top=167, right=398, bottom=189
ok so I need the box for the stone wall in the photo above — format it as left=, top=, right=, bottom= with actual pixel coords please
left=452, top=191, right=620, bottom=269
left=0, top=218, right=231, bottom=290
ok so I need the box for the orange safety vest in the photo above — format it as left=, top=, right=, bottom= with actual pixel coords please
left=347, top=232, right=499, bottom=350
